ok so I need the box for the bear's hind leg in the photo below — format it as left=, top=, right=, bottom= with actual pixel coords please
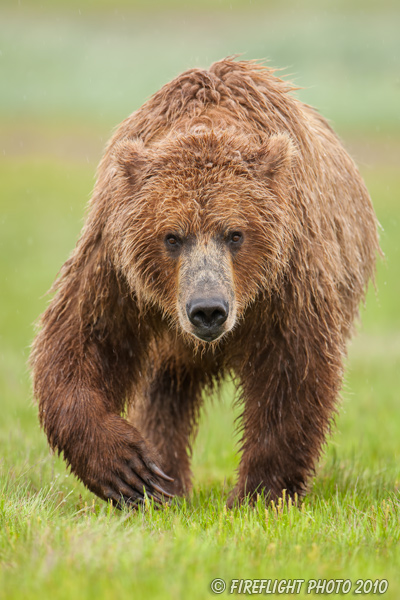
left=128, top=359, right=205, bottom=496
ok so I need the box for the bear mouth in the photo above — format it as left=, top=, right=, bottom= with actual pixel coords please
left=190, top=327, right=226, bottom=343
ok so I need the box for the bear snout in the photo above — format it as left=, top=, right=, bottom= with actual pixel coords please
left=186, top=296, right=229, bottom=341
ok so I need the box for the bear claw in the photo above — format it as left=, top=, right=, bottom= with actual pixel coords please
left=148, top=463, right=174, bottom=482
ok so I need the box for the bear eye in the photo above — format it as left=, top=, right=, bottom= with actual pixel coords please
left=165, top=234, right=182, bottom=251
left=228, top=231, right=243, bottom=245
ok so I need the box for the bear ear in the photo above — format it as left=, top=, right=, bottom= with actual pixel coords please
left=247, top=133, right=295, bottom=184
left=112, top=138, right=149, bottom=186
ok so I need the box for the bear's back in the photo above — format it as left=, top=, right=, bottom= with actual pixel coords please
left=113, top=58, right=326, bottom=146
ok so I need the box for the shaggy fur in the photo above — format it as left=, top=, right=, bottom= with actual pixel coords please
left=31, top=58, right=379, bottom=507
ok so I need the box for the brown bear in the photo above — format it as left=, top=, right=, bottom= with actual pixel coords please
left=31, top=58, right=379, bottom=508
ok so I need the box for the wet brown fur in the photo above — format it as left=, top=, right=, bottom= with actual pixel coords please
left=31, top=59, right=379, bottom=506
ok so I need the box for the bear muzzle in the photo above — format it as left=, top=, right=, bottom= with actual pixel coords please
left=186, top=296, right=229, bottom=342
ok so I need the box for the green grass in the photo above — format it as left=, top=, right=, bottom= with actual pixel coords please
left=1, top=3, right=400, bottom=598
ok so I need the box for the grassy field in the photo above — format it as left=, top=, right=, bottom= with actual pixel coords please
left=1, top=2, right=400, bottom=599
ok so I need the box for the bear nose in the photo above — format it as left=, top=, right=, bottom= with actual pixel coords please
left=186, top=298, right=229, bottom=334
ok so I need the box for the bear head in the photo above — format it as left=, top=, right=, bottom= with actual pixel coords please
left=106, top=126, right=296, bottom=344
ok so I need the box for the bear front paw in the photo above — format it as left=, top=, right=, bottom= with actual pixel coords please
left=76, top=420, right=176, bottom=509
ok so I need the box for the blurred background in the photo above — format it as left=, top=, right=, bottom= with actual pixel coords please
left=0, top=0, right=399, bottom=495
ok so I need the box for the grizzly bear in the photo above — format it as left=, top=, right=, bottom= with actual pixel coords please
left=31, top=58, right=379, bottom=508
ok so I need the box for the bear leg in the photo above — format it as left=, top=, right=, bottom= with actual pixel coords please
left=129, top=360, right=205, bottom=496
left=229, top=324, right=343, bottom=507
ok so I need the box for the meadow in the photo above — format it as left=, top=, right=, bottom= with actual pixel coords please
left=0, top=2, right=399, bottom=598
